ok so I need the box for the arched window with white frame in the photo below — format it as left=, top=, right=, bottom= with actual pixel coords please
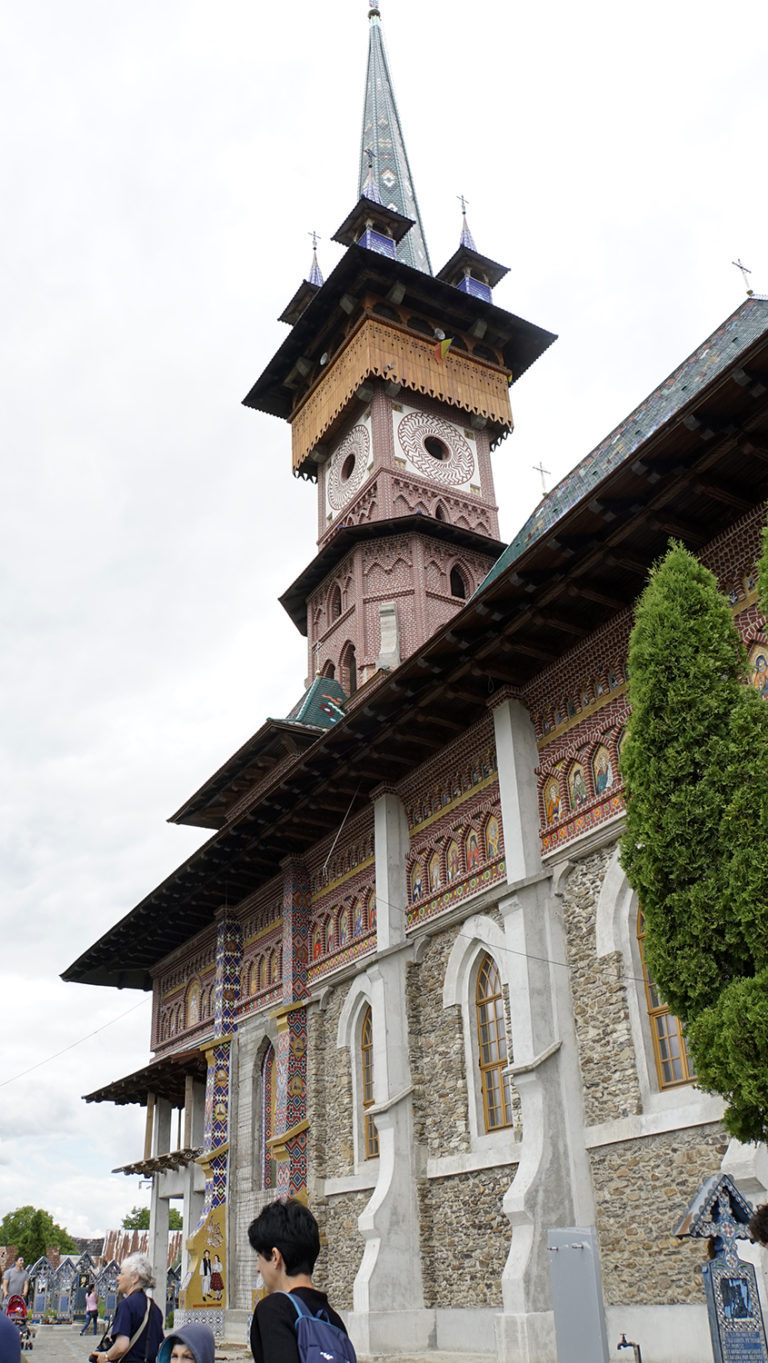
left=360, top=1004, right=379, bottom=1159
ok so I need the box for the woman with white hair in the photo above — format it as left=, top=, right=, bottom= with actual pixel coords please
left=92, top=1252, right=164, bottom=1363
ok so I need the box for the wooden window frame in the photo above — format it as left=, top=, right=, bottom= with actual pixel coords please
left=361, top=1005, right=379, bottom=1159
left=475, top=952, right=513, bottom=1132
left=637, top=909, right=696, bottom=1090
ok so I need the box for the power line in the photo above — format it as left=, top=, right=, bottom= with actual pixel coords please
left=0, top=997, right=149, bottom=1089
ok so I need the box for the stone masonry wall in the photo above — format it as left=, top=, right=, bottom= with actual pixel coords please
left=559, top=845, right=642, bottom=1126
left=407, top=929, right=469, bottom=1158
left=591, top=1124, right=728, bottom=1304
left=418, top=1166, right=516, bottom=1307
left=312, top=1192, right=369, bottom=1310
left=306, top=989, right=354, bottom=1184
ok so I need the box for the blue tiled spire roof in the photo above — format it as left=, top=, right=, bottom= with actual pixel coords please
left=308, top=244, right=323, bottom=288
left=360, top=1, right=431, bottom=274
left=480, top=296, right=768, bottom=590
left=460, top=208, right=477, bottom=251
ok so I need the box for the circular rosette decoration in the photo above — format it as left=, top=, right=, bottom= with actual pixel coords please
left=327, top=425, right=371, bottom=510
left=397, top=412, right=475, bottom=486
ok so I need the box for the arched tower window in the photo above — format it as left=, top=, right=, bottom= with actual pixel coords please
left=361, top=1005, right=379, bottom=1159
left=637, top=908, right=696, bottom=1089
left=328, top=584, right=342, bottom=622
left=450, top=565, right=468, bottom=599
left=341, top=642, right=357, bottom=695
left=321, top=660, right=335, bottom=679
left=476, top=952, right=513, bottom=1132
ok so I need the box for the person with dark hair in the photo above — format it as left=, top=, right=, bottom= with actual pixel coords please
left=1, top=1258, right=27, bottom=1308
left=80, top=1282, right=99, bottom=1336
left=247, top=1199, right=351, bottom=1363
left=749, top=1203, right=768, bottom=1246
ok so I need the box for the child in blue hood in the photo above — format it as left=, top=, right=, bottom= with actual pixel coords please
left=157, top=1322, right=215, bottom=1363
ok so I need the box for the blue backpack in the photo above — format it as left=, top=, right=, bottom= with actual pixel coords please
left=281, top=1291, right=357, bottom=1363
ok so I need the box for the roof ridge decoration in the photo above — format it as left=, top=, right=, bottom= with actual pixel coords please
left=361, top=0, right=432, bottom=274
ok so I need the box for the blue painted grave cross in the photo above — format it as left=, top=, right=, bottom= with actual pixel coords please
left=676, top=1173, right=768, bottom=1363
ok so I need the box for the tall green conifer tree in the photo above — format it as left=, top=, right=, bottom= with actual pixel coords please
left=621, top=538, right=768, bottom=1141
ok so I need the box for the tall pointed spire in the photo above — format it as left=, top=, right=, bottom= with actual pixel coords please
left=458, top=195, right=477, bottom=251
left=360, top=1, right=432, bottom=275
left=307, top=231, right=324, bottom=287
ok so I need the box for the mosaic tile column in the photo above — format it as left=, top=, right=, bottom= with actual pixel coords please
left=271, top=858, right=310, bottom=1196
left=178, top=909, right=241, bottom=1332
left=202, top=909, right=242, bottom=1207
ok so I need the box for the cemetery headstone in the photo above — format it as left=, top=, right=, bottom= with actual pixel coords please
left=676, top=1172, right=768, bottom=1363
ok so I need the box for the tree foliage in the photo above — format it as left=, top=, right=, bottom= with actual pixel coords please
left=122, top=1205, right=182, bottom=1230
left=0, top=1206, right=76, bottom=1264
left=621, top=539, right=768, bottom=1140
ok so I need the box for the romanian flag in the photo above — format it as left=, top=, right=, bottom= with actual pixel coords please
left=433, top=337, right=453, bottom=362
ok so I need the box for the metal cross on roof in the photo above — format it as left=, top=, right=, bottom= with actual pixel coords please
left=534, top=461, right=551, bottom=495
left=733, top=258, right=754, bottom=295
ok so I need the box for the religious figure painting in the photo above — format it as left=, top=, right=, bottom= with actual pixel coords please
left=749, top=645, right=768, bottom=697
left=544, top=778, right=561, bottom=824
left=446, top=840, right=460, bottom=881
left=354, top=899, right=364, bottom=935
left=428, top=852, right=440, bottom=891
left=465, top=829, right=481, bottom=871
left=411, top=860, right=424, bottom=901
left=486, top=815, right=500, bottom=858
left=368, top=894, right=376, bottom=929
left=569, top=763, right=589, bottom=808
left=312, top=925, right=323, bottom=959
left=593, top=745, right=614, bottom=795
left=338, top=907, right=350, bottom=945
left=186, top=980, right=200, bottom=1028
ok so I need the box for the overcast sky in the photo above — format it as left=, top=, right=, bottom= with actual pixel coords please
left=1, top=0, right=766, bottom=1241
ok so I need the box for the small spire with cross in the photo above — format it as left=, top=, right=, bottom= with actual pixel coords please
left=458, top=194, right=476, bottom=251
left=732, top=258, right=754, bottom=296
left=308, top=230, right=323, bottom=287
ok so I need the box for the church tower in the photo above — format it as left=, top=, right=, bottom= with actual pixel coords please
left=244, top=2, right=555, bottom=698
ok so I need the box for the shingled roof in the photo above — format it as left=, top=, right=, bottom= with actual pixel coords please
left=482, top=296, right=768, bottom=589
